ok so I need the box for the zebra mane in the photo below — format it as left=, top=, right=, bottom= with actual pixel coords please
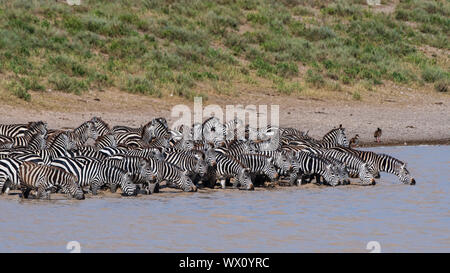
left=378, top=153, right=405, bottom=166
left=323, top=127, right=345, bottom=140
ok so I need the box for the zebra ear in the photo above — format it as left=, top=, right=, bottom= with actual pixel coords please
left=266, top=157, right=273, bottom=164
left=401, top=163, right=406, bottom=169
left=326, top=164, right=332, bottom=170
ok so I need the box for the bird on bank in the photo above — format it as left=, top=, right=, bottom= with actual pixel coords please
left=374, top=128, right=382, bottom=143
left=349, top=134, right=359, bottom=147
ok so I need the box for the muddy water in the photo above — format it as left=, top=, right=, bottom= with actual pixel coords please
left=0, top=145, right=448, bottom=252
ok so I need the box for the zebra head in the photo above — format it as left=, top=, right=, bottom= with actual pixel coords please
left=139, top=159, right=157, bottom=182
left=358, top=163, right=376, bottom=185
left=120, top=172, right=138, bottom=196
left=323, top=127, right=349, bottom=147
left=28, top=121, right=48, bottom=136
left=194, top=155, right=208, bottom=177
left=85, top=121, right=98, bottom=140
left=66, top=175, right=85, bottom=200
left=337, top=163, right=350, bottom=185
left=179, top=170, right=197, bottom=192
left=398, top=163, right=415, bottom=185
left=274, top=152, right=293, bottom=172
left=237, top=168, right=254, bottom=190
left=322, top=164, right=341, bottom=187
left=265, top=157, right=279, bottom=181
left=204, top=148, right=217, bottom=166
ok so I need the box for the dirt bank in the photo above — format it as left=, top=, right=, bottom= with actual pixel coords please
left=0, top=89, right=449, bottom=146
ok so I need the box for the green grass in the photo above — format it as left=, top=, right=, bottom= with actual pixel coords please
left=0, top=0, right=448, bottom=101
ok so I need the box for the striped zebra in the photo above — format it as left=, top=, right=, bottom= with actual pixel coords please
left=50, top=157, right=138, bottom=196
left=90, top=116, right=111, bottom=136
left=94, top=134, right=117, bottom=149
left=255, top=149, right=294, bottom=174
left=235, top=154, right=279, bottom=183
left=46, top=121, right=97, bottom=148
left=0, top=127, right=46, bottom=149
left=307, top=147, right=376, bottom=185
left=164, top=150, right=208, bottom=178
left=113, top=132, right=144, bottom=148
left=120, top=147, right=164, bottom=160
left=112, top=124, right=142, bottom=134
left=0, top=158, right=26, bottom=194
left=145, top=118, right=171, bottom=141
left=215, top=140, right=256, bottom=157
left=10, top=132, right=76, bottom=164
left=103, top=155, right=157, bottom=185
left=154, top=160, right=197, bottom=192
left=209, top=153, right=254, bottom=190
left=18, top=161, right=84, bottom=200
left=0, top=121, right=47, bottom=138
left=342, top=149, right=415, bottom=185
left=290, top=151, right=342, bottom=186
left=68, top=147, right=108, bottom=161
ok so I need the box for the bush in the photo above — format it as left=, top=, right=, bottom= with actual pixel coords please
left=352, top=91, right=361, bottom=100
left=49, top=74, right=88, bottom=94
left=421, top=66, right=447, bottom=83
left=305, top=69, right=325, bottom=88
left=434, top=80, right=448, bottom=93
left=124, top=76, right=160, bottom=97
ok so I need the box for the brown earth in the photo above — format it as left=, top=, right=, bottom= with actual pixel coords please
left=0, top=85, right=449, bottom=146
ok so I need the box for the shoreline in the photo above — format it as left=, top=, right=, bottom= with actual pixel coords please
left=0, top=89, right=448, bottom=146
left=356, top=138, right=450, bottom=148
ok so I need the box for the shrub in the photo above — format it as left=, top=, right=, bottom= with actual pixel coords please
left=305, top=69, right=325, bottom=88
left=124, top=76, right=160, bottom=97
left=421, top=66, right=446, bottom=83
left=434, top=80, right=448, bottom=93
left=352, top=91, right=361, bottom=100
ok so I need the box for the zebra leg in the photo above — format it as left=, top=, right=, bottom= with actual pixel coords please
left=220, top=179, right=226, bottom=189
left=21, top=187, right=31, bottom=199
left=91, top=185, right=98, bottom=195
left=110, top=184, right=117, bottom=193
left=314, top=174, right=322, bottom=185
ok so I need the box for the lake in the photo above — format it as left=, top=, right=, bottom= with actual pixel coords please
left=0, top=145, right=448, bottom=252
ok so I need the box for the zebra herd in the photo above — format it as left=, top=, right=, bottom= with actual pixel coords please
left=0, top=116, right=415, bottom=200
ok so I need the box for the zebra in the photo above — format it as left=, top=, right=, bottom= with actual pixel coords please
left=207, top=153, right=254, bottom=190
left=154, top=160, right=197, bottom=192
left=0, top=157, right=29, bottom=194
left=10, top=132, right=76, bottom=164
left=18, top=161, right=84, bottom=200
left=0, top=121, right=47, bottom=138
left=103, top=155, right=157, bottom=185
left=235, top=154, right=279, bottom=184
left=215, top=140, right=256, bottom=157
left=112, top=124, right=142, bottom=134
left=50, top=157, right=138, bottom=196
left=94, top=134, right=117, bottom=149
left=113, top=132, right=144, bottom=148
left=306, top=146, right=376, bottom=185
left=327, top=146, right=379, bottom=178
left=46, top=121, right=97, bottom=148
left=1, top=127, right=46, bottom=149
left=345, top=149, right=415, bottom=185
left=90, top=116, right=111, bottom=136
left=67, top=147, right=108, bottom=161
left=290, top=151, right=342, bottom=186
left=164, top=150, right=208, bottom=180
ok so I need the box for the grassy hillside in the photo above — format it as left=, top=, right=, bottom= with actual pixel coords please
left=0, top=0, right=448, bottom=102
